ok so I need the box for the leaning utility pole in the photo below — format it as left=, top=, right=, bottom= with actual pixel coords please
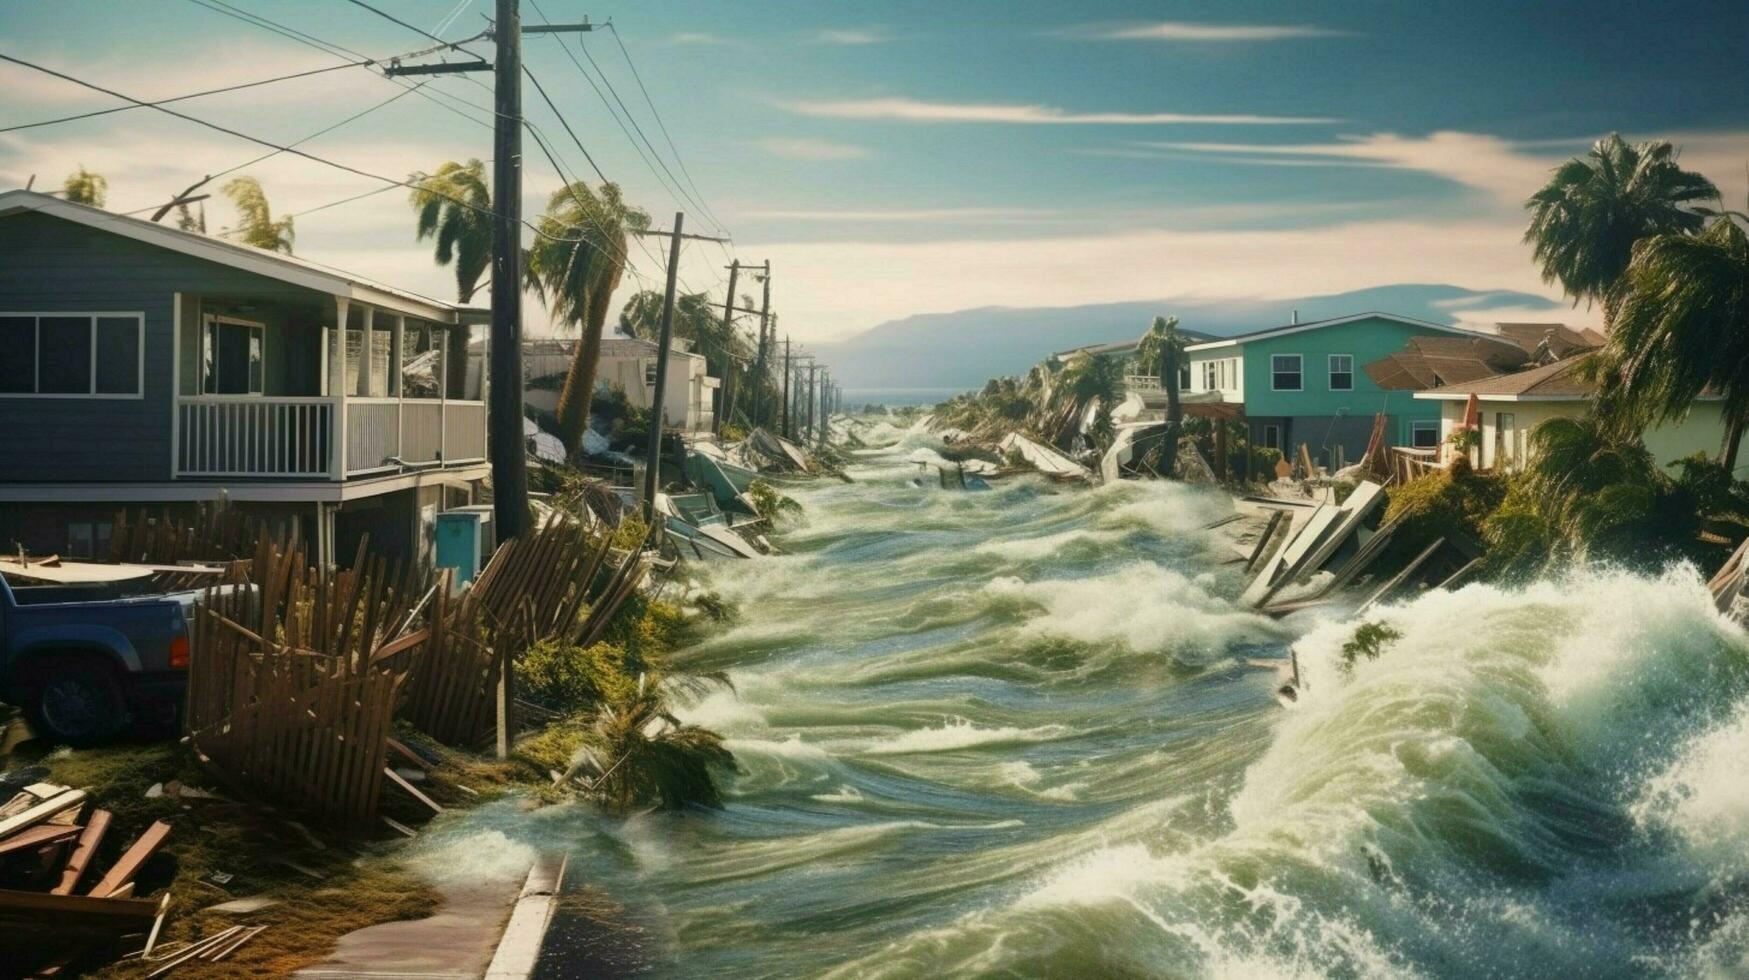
left=632, top=216, right=731, bottom=519
left=715, top=260, right=740, bottom=436
left=642, top=212, right=686, bottom=522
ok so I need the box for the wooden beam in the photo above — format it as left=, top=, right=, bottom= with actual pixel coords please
left=86, top=820, right=170, bottom=898
left=52, top=809, right=112, bottom=895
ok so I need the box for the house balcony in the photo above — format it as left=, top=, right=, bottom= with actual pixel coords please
left=173, top=291, right=488, bottom=482
left=174, top=395, right=485, bottom=480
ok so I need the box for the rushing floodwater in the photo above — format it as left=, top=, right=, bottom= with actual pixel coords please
left=441, top=419, right=1749, bottom=978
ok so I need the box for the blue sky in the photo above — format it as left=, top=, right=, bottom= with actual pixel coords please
left=1, top=1, right=1745, bottom=339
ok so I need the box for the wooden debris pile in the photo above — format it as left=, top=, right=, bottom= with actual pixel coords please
left=0, top=780, right=172, bottom=967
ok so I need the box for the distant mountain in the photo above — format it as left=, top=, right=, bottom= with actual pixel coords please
left=813, top=284, right=1563, bottom=393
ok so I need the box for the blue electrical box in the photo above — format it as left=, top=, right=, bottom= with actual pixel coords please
left=434, top=506, right=495, bottom=587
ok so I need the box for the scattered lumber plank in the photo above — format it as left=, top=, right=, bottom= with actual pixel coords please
left=52, top=810, right=111, bottom=894
left=0, top=790, right=86, bottom=841
left=86, top=820, right=170, bottom=899
left=0, top=823, right=82, bottom=856
left=382, top=767, right=443, bottom=815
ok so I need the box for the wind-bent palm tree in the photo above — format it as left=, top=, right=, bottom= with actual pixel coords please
left=221, top=177, right=293, bottom=253
left=1524, top=133, right=1716, bottom=329
left=62, top=166, right=106, bottom=207
left=1602, top=215, right=1749, bottom=469
left=527, top=182, right=650, bottom=455
left=1056, top=353, right=1125, bottom=450
left=408, top=159, right=493, bottom=302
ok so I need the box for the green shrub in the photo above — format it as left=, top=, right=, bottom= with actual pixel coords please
left=1341, top=621, right=1401, bottom=673
left=518, top=639, right=639, bottom=712
left=1382, top=469, right=1505, bottom=565
left=747, top=478, right=802, bottom=522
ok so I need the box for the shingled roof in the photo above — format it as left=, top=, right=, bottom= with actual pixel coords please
left=1495, top=322, right=1607, bottom=359
left=1363, top=334, right=1531, bottom=391
left=1412, top=354, right=1596, bottom=400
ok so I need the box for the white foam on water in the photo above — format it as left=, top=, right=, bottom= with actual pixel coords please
left=984, top=560, right=1282, bottom=657
left=1632, top=701, right=1749, bottom=874
left=408, top=827, right=537, bottom=884
left=864, top=717, right=1070, bottom=756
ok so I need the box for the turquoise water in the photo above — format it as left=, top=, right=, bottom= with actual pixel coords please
left=454, top=418, right=1749, bottom=978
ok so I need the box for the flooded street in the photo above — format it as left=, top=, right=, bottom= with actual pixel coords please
left=482, top=419, right=1749, bottom=978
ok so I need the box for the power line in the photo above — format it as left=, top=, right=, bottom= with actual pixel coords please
left=604, top=23, right=726, bottom=234
left=0, top=49, right=588, bottom=242
left=0, top=59, right=373, bottom=134
left=522, top=0, right=712, bottom=233
left=341, top=0, right=481, bottom=52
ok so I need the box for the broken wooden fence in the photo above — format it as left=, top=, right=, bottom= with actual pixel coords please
left=185, top=536, right=421, bottom=830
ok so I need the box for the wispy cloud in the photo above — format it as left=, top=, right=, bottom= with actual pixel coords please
left=670, top=31, right=731, bottom=45
left=811, top=28, right=889, bottom=45
left=742, top=206, right=1060, bottom=223
left=1069, top=21, right=1352, bottom=42
left=756, top=137, right=870, bottom=161
left=1144, top=132, right=1554, bottom=204
left=780, top=97, right=1335, bottom=126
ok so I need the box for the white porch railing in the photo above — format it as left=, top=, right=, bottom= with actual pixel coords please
left=176, top=396, right=488, bottom=479
left=176, top=396, right=333, bottom=478
left=1124, top=374, right=1163, bottom=391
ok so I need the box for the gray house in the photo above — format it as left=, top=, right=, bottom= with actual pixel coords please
left=0, top=189, right=491, bottom=568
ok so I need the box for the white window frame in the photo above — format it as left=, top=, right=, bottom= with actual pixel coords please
left=1270, top=354, right=1302, bottom=392
left=0, top=312, right=145, bottom=399
left=1410, top=420, right=1440, bottom=448
left=643, top=360, right=659, bottom=387
left=1328, top=354, right=1354, bottom=391
left=1260, top=423, right=1283, bottom=449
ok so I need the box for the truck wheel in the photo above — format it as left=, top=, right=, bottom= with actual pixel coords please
left=25, top=657, right=126, bottom=746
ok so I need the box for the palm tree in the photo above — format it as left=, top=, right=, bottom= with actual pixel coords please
left=565, top=675, right=736, bottom=811
left=1138, top=316, right=1187, bottom=477
left=1056, top=353, right=1124, bottom=450
left=1601, top=214, right=1749, bottom=469
left=527, top=182, right=650, bottom=455
left=408, top=159, right=493, bottom=302
left=1524, top=133, right=1716, bottom=329
left=221, top=177, right=293, bottom=253
left=61, top=166, right=106, bottom=207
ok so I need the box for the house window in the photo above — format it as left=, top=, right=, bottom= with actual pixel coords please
left=0, top=313, right=143, bottom=397
left=202, top=317, right=264, bottom=395
left=1260, top=423, right=1282, bottom=449
left=644, top=360, right=659, bottom=386
left=1271, top=354, right=1302, bottom=391
left=66, top=520, right=113, bottom=559
left=1411, top=420, right=1440, bottom=448
left=1329, top=354, right=1354, bottom=391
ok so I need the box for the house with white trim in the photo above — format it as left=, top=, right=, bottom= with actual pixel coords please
left=1182, top=312, right=1498, bottom=466
left=0, top=189, right=491, bottom=568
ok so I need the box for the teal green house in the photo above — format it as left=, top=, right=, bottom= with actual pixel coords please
left=1183, top=313, right=1486, bottom=466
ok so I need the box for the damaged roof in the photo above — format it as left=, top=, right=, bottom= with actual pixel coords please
left=1412, top=354, right=1597, bottom=400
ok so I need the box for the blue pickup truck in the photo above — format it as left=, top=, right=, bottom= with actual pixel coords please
left=0, top=571, right=193, bottom=744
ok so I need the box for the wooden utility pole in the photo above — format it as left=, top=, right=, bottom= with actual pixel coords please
left=806, top=364, right=818, bottom=443
left=488, top=0, right=528, bottom=546
left=781, top=336, right=791, bottom=439
left=715, top=259, right=740, bottom=436
left=1159, top=316, right=1183, bottom=480
left=752, top=267, right=772, bottom=428
left=643, top=212, right=686, bottom=521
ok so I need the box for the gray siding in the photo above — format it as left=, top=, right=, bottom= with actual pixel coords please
left=0, top=212, right=324, bottom=482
